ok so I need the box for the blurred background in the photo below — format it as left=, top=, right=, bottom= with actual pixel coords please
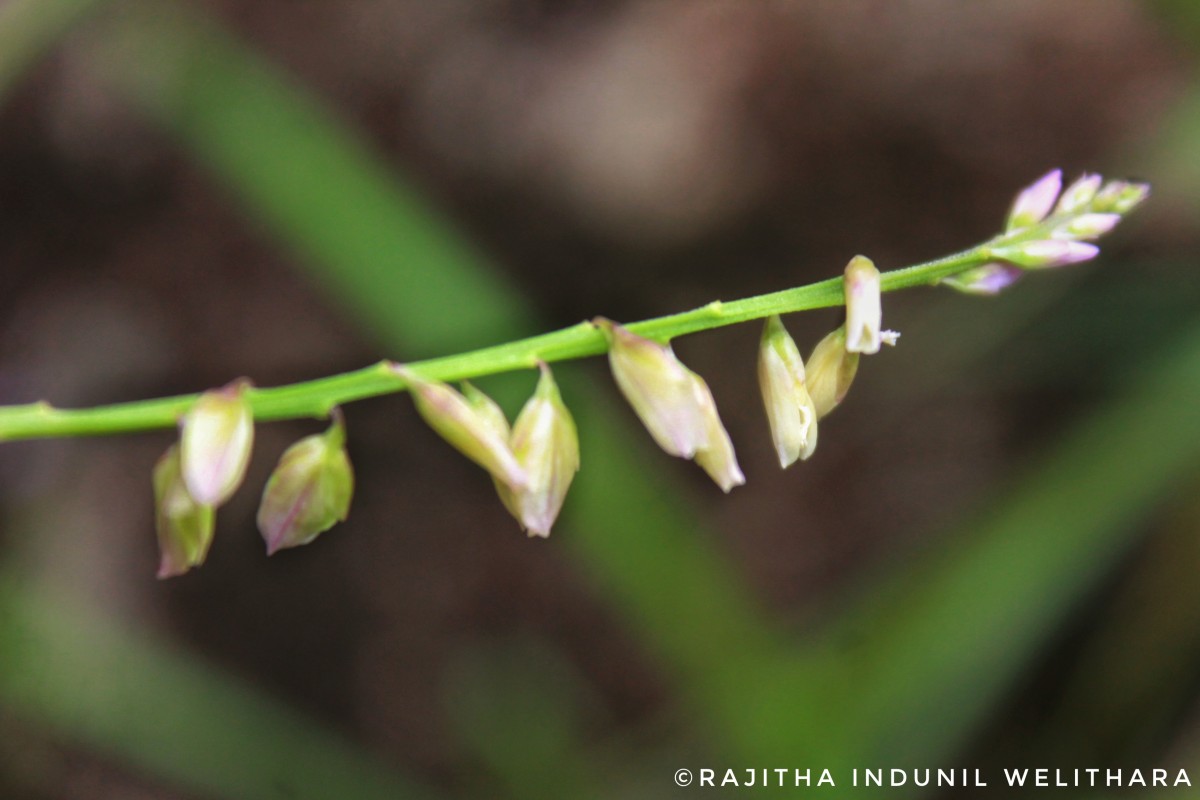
left=1, top=1, right=1199, bottom=797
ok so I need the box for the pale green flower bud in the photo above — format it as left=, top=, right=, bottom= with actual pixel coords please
left=395, top=366, right=527, bottom=491
left=1092, top=180, right=1150, bottom=215
left=757, top=315, right=817, bottom=468
left=597, top=318, right=744, bottom=491
left=153, top=443, right=215, bottom=579
left=1054, top=173, right=1102, bottom=214
left=257, top=411, right=354, bottom=555
left=843, top=255, right=883, bottom=354
left=1051, top=213, right=1121, bottom=241
left=181, top=379, right=254, bottom=507
left=806, top=327, right=860, bottom=418
left=462, top=381, right=511, bottom=440
left=499, top=364, right=580, bottom=537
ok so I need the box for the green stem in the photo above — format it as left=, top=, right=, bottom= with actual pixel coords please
left=0, top=245, right=990, bottom=442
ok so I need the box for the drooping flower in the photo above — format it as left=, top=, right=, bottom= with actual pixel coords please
left=180, top=379, right=254, bottom=507
left=257, top=411, right=354, bottom=555
left=805, top=327, right=860, bottom=419
left=153, top=444, right=215, bottom=579
left=844, top=255, right=883, bottom=354
left=395, top=366, right=527, bottom=491
left=758, top=315, right=817, bottom=468
left=501, top=364, right=580, bottom=537
left=597, top=318, right=744, bottom=491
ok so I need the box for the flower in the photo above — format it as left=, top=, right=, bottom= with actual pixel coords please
left=180, top=379, right=254, bottom=506
left=500, top=364, right=580, bottom=537
left=257, top=411, right=354, bottom=555
left=758, top=315, right=818, bottom=467
left=805, top=327, right=860, bottom=419
left=597, top=318, right=744, bottom=491
left=844, top=255, right=883, bottom=354
left=153, top=444, right=215, bottom=579
left=940, top=263, right=1025, bottom=296
left=395, top=366, right=527, bottom=491
left=1006, top=169, right=1062, bottom=232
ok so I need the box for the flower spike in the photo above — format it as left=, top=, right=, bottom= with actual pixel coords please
left=180, top=378, right=254, bottom=507
left=597, top=318, right=743, bottom=491
left=257, top=410, right=354, bottom=555
left=758, top=315, right=817, bottom=468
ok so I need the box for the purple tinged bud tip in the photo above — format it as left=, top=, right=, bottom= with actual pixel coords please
left=153, top=444, right=215, bottom=579
left=180, top=379, right=254, bottom=507
left=257, top=411, right=354, bottom=555
left=941, top=263, right=1024, bottom=295
left=1007, top=169, right=1063, bottom=232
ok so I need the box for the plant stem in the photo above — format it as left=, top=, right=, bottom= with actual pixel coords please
left=0, top=244, right=991, bottom=442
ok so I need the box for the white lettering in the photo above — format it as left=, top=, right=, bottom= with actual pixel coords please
left=818, top=769, right=835, bottom=787
left=700, top=769, right=714, bottom=787
left=1005, top=768, right=1028, bottom=787
left=1177, top=769, right=1192, bottom=787
left=721, top=769, right=738, bottom=787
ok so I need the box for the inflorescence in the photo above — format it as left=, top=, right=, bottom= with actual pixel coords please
left=18, top=170, right=1153, bottom=578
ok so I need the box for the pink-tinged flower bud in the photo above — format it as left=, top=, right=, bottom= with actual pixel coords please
left=180, top=379, right=254, bottom=507
left=940, top=263, right=1024, bottom=295
left=1055, top=173, right=1102, bottom=214
left=1051, top=213, right=1121, bottom=241
left=758, top=315, right=818, bottom=468
left=597, top=318, right=743, bottom=491
left=500, top=364, right=580, bottom=537
left=257, top=412, right=354, bottom=555
left=596, top=318, right=708, bottom=458
left=395, top=366, right=527, bottom=491
left=1006, top=169, right=1062, bottom=232
left=843, top=255, right=883, bottom=354
left=806, top=327, right=860, bottom=418
left=153, top=444, right=215, bottom=579
left=462, top=382, right=511, bottom=439
left=992, top=240, right=1099, bottom=269
left=1092, top=180, right=1149, bottom=215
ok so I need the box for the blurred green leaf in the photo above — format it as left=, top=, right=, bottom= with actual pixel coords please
left=0, top=573, right=432, bottom=800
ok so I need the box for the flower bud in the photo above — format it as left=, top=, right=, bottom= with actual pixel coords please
left=1051, top=213, right=1121, bottom=241
left=257, top=412, right=354, bottom=555
left=1055, top=173, right=1102, bottom=214
left=396, top=366, right=527, bottom=491
left=597, top=318, right=743, bottom=491
left=991, top=240, right=1099, bottom=269
left=843, top=255, right=883, bottom=354
left=500, top=364, right=580, bottom=537
left=758, top=315, right=818, bottom=468
left=1092, top=180, right=1150, bottom=215
left=806, top=327, right=860, bottom=418
left=940, top=263, right=1024, bottom=295
left=181, top=379, right=254, bottom=507
left=153, top=444, right=215, bottom=579
left=1006, top=169, right=1062, bottom=232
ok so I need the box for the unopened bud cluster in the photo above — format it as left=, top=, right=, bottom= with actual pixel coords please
left=148, top=169, right=1145, bottom=577
left=942, top=170, right=1149, bottom=295
left=153, top=380, right=353, bottom=578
